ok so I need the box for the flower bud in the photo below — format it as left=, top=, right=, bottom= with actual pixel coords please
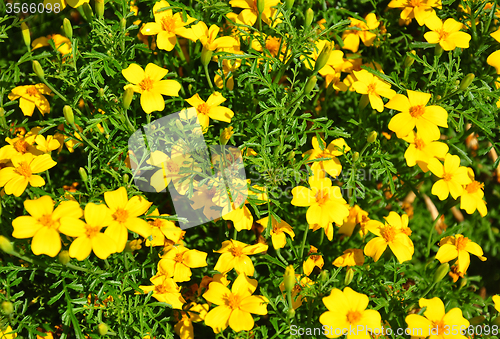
left=79, top=167, right=88, bottom=183
left=1, top=301, right=13, bottom=315
left=283, top=265, right=295, bottom=294
left=95, top=0, right=104, bottom=19
left=313, top=42, right=332, bottom=73
left=304, top=75, right=317, bottom=95
left=285, top=0, right=294, bottom=11
left=63, top=105, right=75, bottom=126
left=318, top=269, right=328, bottom=284
left=459, top=73, right=475, bottom=91
left=83, top=2, right=94, bottom=21
left=352, top=151, right=359, bottom=162
left=0, top=236, right=14, bottom=255
left=32, top=60, right=45, bottom=80
left=98, top=88, right=105, bottom=98
left=257, top=0, right=265, bottom=14
left=305, top=8, right=314, bottom=29
left=201, top=47, right=213, bottom=67
left=433, top=263, right=449, bottom=283
left=344, top=267, right=354, bottom=285
left=0, top=107, right=6, bottom=129
left=63, top=18, right=73, bottom=40
left=123, top=173, right=129, bottom=184
left=459, top=277, right=467, bottom=289
left=21, top=22, right=31, bottom=50
left=434, top=44, right=443, bottom=57
left=58, top=250, right=70, bottom=265
left=287, top=308, right=295, bottom=318
left=122, top=87, right=134, bottom=110
left=97, top=323, right=108, bottom=336
left=403, top=50, right=416, bottom=69
left=219, top=126, right=234, bottom=145
left=287, top=151, right=295, bottom=162
left=367, top=131, right=377, bottom=143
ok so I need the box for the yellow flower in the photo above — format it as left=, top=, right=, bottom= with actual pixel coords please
left=31, top=34, right=72, bottom=55
left=213, top=239, right=268, bottom=276
left=386, top=90, right=448, bottom=140
left=185, top=92, right=234, bottom=132
left=103, top=187, right=152, bottom=252
left=364, top=211, right=414, bottom=263
left=338, top=205, right=370, bottom=237
left=333, top=249, right=365, bottom=267
left=0, top=326, right=17, bottom=339
left=460, top=169, right=487, bottom=217
left=256, top=216, right=295, bottom=249
left=34, top=134, right=60, bottom=154
left=122, top=63, right=181, bottom=114
left=427, top=154, right=472, bottom=200
left=320, top=287, right=382, bottom=339
left=424, top=14, right=471, bottom=51
left=191, top=22, right=239, bottom=51
left=203, top=273, right=268, bottom=333
left=146, top=209, right=184, bottom=246
left=435, top=234, right=486, bottom=273
left=229, top=0, right=281, bottom=26
left=8, top=84, right=52, bottom=117
left=303, top=137, right=350, bottom=178
left=402, top=130, right=449, bottom=172
left=140, top=0, right=197, bottom=51
left=12, top=195, right=82, bottom=257
left=291, top=176, right=349, bottom=229
left=405, top=297, right=469, bottom=338
left=139, top=273, right=186, bottom=309
left=487, top=50, right=500, bottom=73
left=303, top=245, right=324, bottom=276
left=342, top=13, right=380, bottom=53
left=58, top=203, right=117, bottom=260
left=214, top=59, right=241, bottom=90
left=493, top=295, right=500, bottom=313
left=222, top=204, right=253, bottom=231
left=387, top=0, right=442, bottom=26
left=279, top=274, right=314, bottom=309
left=0, top=153, right=56, bottom=197
left=158, top=244, right=208, bottom=282
left=0, top=127, right=42, bottom=160
left=146, top=150, right=191, bottom=194
left=174, top=302, right=209, bottom=339
left=351, top=69, right=396, bottom=112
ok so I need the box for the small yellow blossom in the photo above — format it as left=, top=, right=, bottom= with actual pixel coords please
left=8, top=84, right=52, bottom=117
left=387, top=0, right=442, bottom=26
left=333, top=249, right=365, bottom=267
left=139, top=273, right=186, bottom=309
left=351, top=69, right=396, bottom=112
left=303, top=137, right=350, bottom=178
left=402, top=131, right=449, bottom=172
left=342, top=13, right=380, bottom=53
left=185, top=92, right=234, bottom=132
left=436, top=234, right=486, bottom=273
left=229, top=0, right=281, bottom=26
left=213, top=239, right=268, bottom=276
left=32, top=34, right=72, bottom=55
left=427, top=154, right=472, bottom=200
left=146, top=209, right=184, bottom=246
left=279, top=274, right=314, bottom=309
left=158, top=245, right=208, bottom=282
left=460, top=169, right=487, bottom=217
left=256, top=216, right=295, bottom=249
left=303, top=245, right=324, bottom=276
left=424, top=14, right=471, bottom=51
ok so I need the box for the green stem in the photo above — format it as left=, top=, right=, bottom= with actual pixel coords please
left=204, top=64, right=214, bottom=90
left=175, top=40, right=187, bottom=64
left=426, top=212, right=444, bottom=257
left=70, top=122, right=99, bottom=151
left=276, top=248, right=288, bottom=265
left=299, top=225, right=309, bottom=263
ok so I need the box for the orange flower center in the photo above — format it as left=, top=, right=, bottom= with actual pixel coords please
left=272, top=225, right=282, bottom=234
left=166, top=160, right=180, bottom=173
left=230, top=245, right=243, bottom=257
left=139, top=77, right=154, bottom=91
left=316, top=152, right=331, bottom=160
left=366, top=83, right=377, bottom=94
left=85, top=225, right=100, bottom=238
left=455, top=236, right=470, bottom=251
left=14, top=140, right=30, bottom=153
left=174, top=252, right=184, bottom=263
left=150, top=219, right=164, bottom=228
left=401, top=227, right=412, bottom=237
left=39, top=214, right=56, bottom=228
left=197, top=103, right=210, bottom=115
left=438, top=29, right=450, bottom=41
left=409, top=105, right=425, bottom=118
left=414, top=137, right=425, bottom=150
left=410, top=0, right=422, bottom=7
left=380, top=225, right=396, bottom=242
left=346, top=310, right=362, bottom=324
left=224, top=293, right=242, bottom=309
left=431, top=320, right=446, bottom=335
left=15, top=162, right=32, bottom=177
left=465, top=181, right=483, bottom=194
left=443, top=172, right=453, bottom=181
left=315, top=189, right=330, bottom=206
left=113, top=208, right=129, bottom=223
left=310, top=254, right=321, bottom=262
left=155, top=283, right=174, bottom=294
left=26, top=87, right=38, bottom=96
left=161, top=16, right=178, bottom=33
left=266, top=37, right=281, bottom=57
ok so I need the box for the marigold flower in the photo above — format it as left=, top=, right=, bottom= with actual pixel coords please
left=0, top=127, right=42, bottom=160
left=59, top=203, right=117, bottom=260
left=222, top=204, right=253, bottom=231
left=229, top=0, right=281, bottom=26
left=303, top=137, right=350, bottom=178
left=0, top=153, right=56, bottom=197
left=493, top=295, right=500, bottom=313
left=185, top=92, right=234, bottom=132
left=387, top=0, right=442, bottom=26
left=405, top=297, right=469, bottom=338
left=338, top=205, right=370, bottom=237
left=364, top=211, right=414, bottom=263
left=158, top=245, right=208, bottom=282
left=122, top=63, right=181, bottom=114
left=8, top=84, right=52, bottom=117
left=0, top=325, right=16, bottom=339
left=203, top=273, right=269, bottom=333
left=191, top=22, right=239, bottom=52
left=303, top=245, right=324, bottom=276
left=213, top=239, right=268, bottom=276
left=34, top=134, right=60, bottom=154
left=424, top=15, right=471, bottom=51
left=256, top=216, right=295, bottom=249
left=291, top=176, right=349, bottom=228
left=32, top=33, right=72, bottom=55
left=12, top=195, right=82, bottom=257
left=435, top=234, right=486, bottom=273
left=146, top=209, right=184, bottom=246
left=320, top=287, right=382, bottom=339
left=140, top=0, right=197, bottom=51
left=146, top=150, right=192, bottom=194
left=460, top=169, right=487, bottom=217
left=103, top=187, right=152, bottom=252
left=333, top=249, right=365, bottom=267
left=342, top=13, right=380, bottom=53
left=427, top=154, right=471, bottom=200
left=386, top=90, right=448, bottom=140
left=279, top=274, right=314, bottom=309
left=351, top=69, right=396, bottom=112
left=402, top=130, right=449, bottom=172
left=174, top=302, right=209, bottom=339
left=214, top=59, right=241, bottom=90
left=139, top=273, right=186, bottom=309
